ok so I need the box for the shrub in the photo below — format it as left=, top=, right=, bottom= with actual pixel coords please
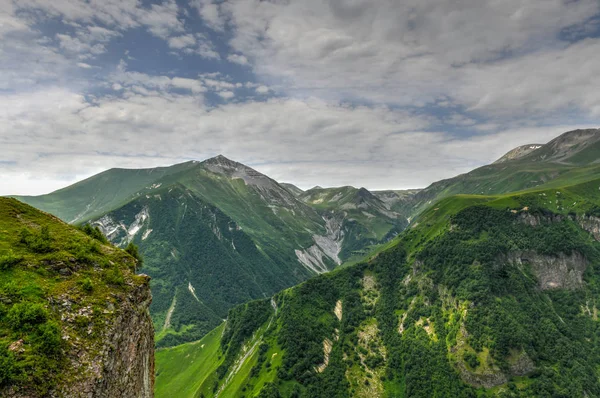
left=0, top=348, right=15, bottom=386
left=103, top=266, right=124, bottom=286
left=33, top=321, right=62, bottom=357
left=7, top=302, right=48, bottom=331
left=463, top=351, right=480, bottom=369
left=81, top=278, right=94, bottom=293
left=19, top=227, right=53, bottom=253
left=80, top=224, right=108, bottom=243
left=0, top=251, right=23, bottom=270
left=125, top=242, right=143, bottom=266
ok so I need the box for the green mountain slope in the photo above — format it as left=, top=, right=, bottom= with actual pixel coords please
left=0, top=198, right=152, bottom=397
left=157, top=177, right=600, bottom=397
left=94, top=184, right=312, bottom=347
left=404, top=128, right=600, bottom=218
left=15, top=156, right=405, bottom=346
left=14, top=161, right=198, bottom=223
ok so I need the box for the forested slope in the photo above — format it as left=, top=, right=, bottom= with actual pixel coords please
left=157, top=177, right=600, bottom=397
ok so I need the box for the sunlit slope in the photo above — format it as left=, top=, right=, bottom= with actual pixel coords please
left=404, top=128, right=600, bottom=218
left=15, top=161, right=198, bottom=223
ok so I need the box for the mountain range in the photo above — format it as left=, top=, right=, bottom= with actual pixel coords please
left=149, top=128, right=600, bottom=397
left=15, top=155, right=409, bottom=346
left=10, top=127, right=600, bottom=397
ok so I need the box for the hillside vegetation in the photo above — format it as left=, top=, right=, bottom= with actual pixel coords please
left=0, top=198, right=152, bottom=397
left=155, top=175, right=600, bottom=397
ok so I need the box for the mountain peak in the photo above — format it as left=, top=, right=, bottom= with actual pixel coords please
left=202, top=154, right=239, bottom=167
left=494, top=144, right=543, bottom=164
left=522, top=128, right=600, bottom=165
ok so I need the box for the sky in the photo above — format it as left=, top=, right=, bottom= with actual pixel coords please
left=1, top=0, right=600, bottom=195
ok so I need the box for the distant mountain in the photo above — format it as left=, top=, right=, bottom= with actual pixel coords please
left=15, top=156, right=404, bottom=346
left=493, top=144, right=543, bottom=164
left=405, top=128, right=600, bottom=218
left=156, top=176, right=600, bottom=397
left=281, top=183, right=304, bottom=197
left=297, top=186, right=408, bottom=260
left=371, top=189, right=422, bottom=212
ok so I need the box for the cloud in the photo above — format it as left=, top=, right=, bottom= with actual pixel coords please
left=14, top=0, right=184, bottom=39
left=168, top=34, right=197, bottom=49
left=218, top=91, right=235, bottom=99
left=2, top=0, right=600, bottom=197
left=227, top=53, right=249, bottom=65
left=215, top=0, right=600, bottom=119
left=255, top=85, right=269, bottom=94
left=192, top=0, right=226, bottom=31
left=56, top=33, right=106, bottom=55
left=110, top=62, right=206, bottom=95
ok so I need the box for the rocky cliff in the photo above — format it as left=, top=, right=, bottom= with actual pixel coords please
left=54, top=278, right=154, bottom=398
left=0, top=198, right=154, bottom=398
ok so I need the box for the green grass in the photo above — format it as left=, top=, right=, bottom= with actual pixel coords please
left=155, top=323, right=225, bottom=398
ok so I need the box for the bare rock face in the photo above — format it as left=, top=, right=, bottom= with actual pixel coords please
left=509, top=350, right=535, bottom=377
left=505, top=251, right=587, bottom=290
left=516, top=212, right=566, bottom=227
left=69, top=280, right=154, bottom=398
left=578, top=215, right=600, bottom=242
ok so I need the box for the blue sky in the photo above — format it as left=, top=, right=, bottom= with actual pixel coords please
left=1, top=0, right=600, bottom=195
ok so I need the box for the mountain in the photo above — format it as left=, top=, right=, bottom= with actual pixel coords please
left=155, top=176, right=600, bottom=397
left=15, top=156, right=404, bottom=346
left=493, top=144, right=543, bottom=164
left=281, top=183, right=304, bottom=197
left=404, top=128, right=600, bottom=218
left=371, top=189, right=422, bottom=212
left=0, top=198, right=153, bottom=397
left=15, top=161, right=199, bottom=224
left=297, top=186, right=409, bottom=260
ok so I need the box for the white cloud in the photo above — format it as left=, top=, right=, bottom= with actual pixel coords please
left=14, top=0, right=184, bottom=39
left=255, top=85, right=269, bottom=94
left=192, top=0, right=226, bottom=31
left=218, top=91, right=235, bottom=99
left=110, top=65, right=206, bottom=95
left=76, top=62, right=93, bottom=68
left=57, top=33, right=106, bottom=55
left=215, top=0, right=600, bottom=119
left=168, top=34, right=197, bottom=49
left=227, top=53, right=249, bottom=65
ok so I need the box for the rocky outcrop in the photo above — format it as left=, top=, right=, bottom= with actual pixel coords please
left=578, top=214, right=600, bottom=241
left=508, top=350, right=535, bottom=376
left=59, top=277, right=154, bottom=398
left=295, top=214, right=345, bottom=273
left=456, top=361, right=508, bottom=389
left=4, top=277, right=154, bottom=398
left=516, top=212, right=567, bottom=227
left=504, top=251, right=587, bottom=290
